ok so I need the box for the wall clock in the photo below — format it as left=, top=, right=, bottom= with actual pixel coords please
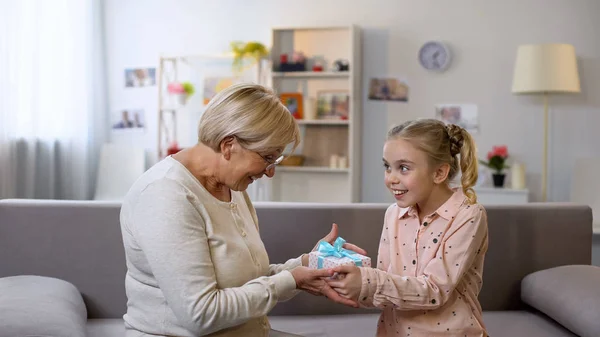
left=418, top=41, right=452, bottom=72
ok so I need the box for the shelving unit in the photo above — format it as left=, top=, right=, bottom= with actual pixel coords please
left=268, top=25, right=361, bottom=203
left=156, top=57, right=179, bottom=159
left=277, top=166, right=350, bottom=173
left=296, top=120, right=349, bottom=126
left=272, top=71, right=349, bottom=78
left=155, top=54, right=266, bottom=161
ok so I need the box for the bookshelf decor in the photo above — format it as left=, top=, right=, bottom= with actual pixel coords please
left=267, top=25, right=362, bottom=203
left=316, top=90, right=349, bottom=120
left=279, top=92, right=304, bottom=119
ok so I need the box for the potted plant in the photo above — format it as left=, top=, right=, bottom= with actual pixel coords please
left=479, top=145, right=510, bottom=187
left=230, top=41, right=269, bottom=73
left=167, top=81, right=195, bottom=105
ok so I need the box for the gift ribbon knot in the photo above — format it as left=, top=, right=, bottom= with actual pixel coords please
left=317, top=237, right=363, bottom=268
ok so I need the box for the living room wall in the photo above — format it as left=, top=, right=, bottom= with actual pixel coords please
left=103, top=0, right=600, bottom=203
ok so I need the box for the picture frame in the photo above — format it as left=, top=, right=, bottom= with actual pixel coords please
left=125, top=67, right=156, bottom=87
left=112, top=109, right=145, bottom=130
left=435, top=103, right=479, bottom=134
left=280, top=92, right=303, bottom=119
left=316, top=90, right=350, bottom=120
left=368, top=78, right=408, bottom=102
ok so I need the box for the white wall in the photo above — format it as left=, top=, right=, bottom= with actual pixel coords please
left=103, top=0, right=600, bottom=203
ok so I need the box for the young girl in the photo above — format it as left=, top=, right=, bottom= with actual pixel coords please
left=328, top=119, right=489, bottom=337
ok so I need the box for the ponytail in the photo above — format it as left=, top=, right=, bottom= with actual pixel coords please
left=446, top=125, right=478, bottom=204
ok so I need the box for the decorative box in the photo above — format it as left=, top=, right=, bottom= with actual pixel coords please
left=308, top=237, right=371, bottom=269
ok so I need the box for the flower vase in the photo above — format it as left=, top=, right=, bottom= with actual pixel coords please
left=176, top=94, right=188, bottom=105
left=492, top=173, right=506, bottom=188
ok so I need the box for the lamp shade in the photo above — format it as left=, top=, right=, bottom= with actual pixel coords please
left=512, top=43, right=581, bottom=94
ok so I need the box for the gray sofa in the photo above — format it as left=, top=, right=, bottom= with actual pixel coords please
left=1, top=199, right=599, bottom=337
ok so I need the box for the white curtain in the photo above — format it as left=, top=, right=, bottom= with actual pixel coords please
left=0, top=0, right=106, bottom=199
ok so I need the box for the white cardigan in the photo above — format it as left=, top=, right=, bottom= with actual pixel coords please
left=119, top=156, right=301, bottom=336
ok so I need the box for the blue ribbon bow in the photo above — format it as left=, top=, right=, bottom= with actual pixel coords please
left=316, top=237, right=363, bottom=269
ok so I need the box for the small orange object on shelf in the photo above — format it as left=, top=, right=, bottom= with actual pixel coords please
left=280, top=155, right=305, bottom=166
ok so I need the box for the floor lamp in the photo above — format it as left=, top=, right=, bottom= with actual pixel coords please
left=511, top=44, right=581, bottom=201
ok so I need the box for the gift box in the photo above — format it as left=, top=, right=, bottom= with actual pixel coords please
left=308, top=237, right=371, bottom=269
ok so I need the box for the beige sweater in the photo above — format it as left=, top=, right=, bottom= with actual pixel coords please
left=120, top=156, right=301, bottom=337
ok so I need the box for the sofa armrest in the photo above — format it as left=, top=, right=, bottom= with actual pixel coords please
left=0, top=275, right=87, bottom=337
left=521, top=265, right=600, bottom=337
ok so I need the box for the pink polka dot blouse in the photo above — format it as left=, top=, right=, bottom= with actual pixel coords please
left=358, top=189, right=489, bottom=337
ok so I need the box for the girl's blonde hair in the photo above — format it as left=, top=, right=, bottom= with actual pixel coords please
left=197, top=83, right=300, bottom=154
left=387, top=119, right=479, bottom=204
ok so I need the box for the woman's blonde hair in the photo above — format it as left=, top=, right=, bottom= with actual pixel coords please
left=387, top=119, right=479, bottom=204
left=197, top=83, right=300, bottom=154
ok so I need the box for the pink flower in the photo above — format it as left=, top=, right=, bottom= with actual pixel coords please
left=491, top=145, right=508, bottom=158
left=167, top=82, right=185, bottom=94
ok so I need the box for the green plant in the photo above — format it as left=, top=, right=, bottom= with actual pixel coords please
left=479, top=145, right=509, bottom=174
left=182, top=82, right=195, bottom=96
left=230, top=41, right=269, bottom=73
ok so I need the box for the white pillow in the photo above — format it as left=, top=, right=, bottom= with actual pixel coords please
left=521, top=265, right=600, bottom=337
left=0, top=275, right=87, bottom=337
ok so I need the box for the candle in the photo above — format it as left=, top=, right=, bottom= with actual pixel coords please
left=330, top=155, right=339, bottom=169
left=511, top=162, right=526, bottom=189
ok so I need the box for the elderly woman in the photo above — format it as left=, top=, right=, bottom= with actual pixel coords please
left=119, top=83, right=364, bottom=337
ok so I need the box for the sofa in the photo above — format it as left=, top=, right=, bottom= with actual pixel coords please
left=1, top=199, right=599, bottom=337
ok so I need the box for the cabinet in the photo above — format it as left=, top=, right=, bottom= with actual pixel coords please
left=474, top=187, right=529, bottom=205
left=267, top=25, right=362, bottom=203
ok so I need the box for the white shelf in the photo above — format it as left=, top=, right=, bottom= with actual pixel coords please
left=272, top=71, right=350, bottom=78
left=474, top=187, right=529, bottom=195
left=276, top=166, right=349, bottom=173
left=268, top=25, right=361, bottom=203
left=296, top=119, right=349, bottom=126
left=473, top=187, right=529, bottom=205
left=272, top=26, right=353, bottom=32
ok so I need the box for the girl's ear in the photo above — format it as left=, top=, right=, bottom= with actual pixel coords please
left=220, top=136, right=235, bottom=160
left=432, top=163, right=451, bottom=184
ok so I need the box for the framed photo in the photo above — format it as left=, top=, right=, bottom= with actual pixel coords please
left=368, top=78, right=408, bottom=102
left=203, top=77, right=240, bottom=105
left=316, top=90, right=349, bottom=120
left=280, top=92, right=303, bottom=119
left=435, top=103, right=479, bottom=134
left=125, top=67, right=156, bottom=87
left=112, top=109, right=145, bottom=130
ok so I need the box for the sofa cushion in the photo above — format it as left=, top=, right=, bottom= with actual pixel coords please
left=269, top=314, right=380, bottom=337
left=521, top=265, right=600, bottom=337
left=0, top=275, right=87, bottom=337
left=269, top=312, right=577, bottom=337
left=483, top=311, right=577, bottom=337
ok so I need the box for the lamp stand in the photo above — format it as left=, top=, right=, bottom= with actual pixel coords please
left=542, top=92, right=549, bottom=202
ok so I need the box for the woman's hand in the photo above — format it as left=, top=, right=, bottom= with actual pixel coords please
left=325, top=265, right=363, bottom=302
left=301, top=223, right=367, bottom=267
left=312, top=223, right=368, bottom=255
left=290, top=266, right=359, bottom=308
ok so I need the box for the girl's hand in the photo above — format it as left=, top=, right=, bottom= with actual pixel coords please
left=290, top=266, right=359, bottom=308
left=326, top=265, right=363, bottom=302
